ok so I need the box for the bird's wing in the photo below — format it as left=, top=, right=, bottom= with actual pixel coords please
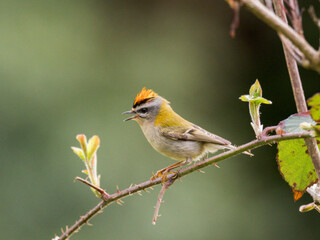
left=160, top=124, right=231, bottom=146
left=159, top=126, right=190, bottom=141
left=189, top=124, right=231, bottom=145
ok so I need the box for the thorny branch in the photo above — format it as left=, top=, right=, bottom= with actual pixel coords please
left=225, top=0, right=320, bottom=73
left=152, top=177, right=175, bottom=225
left=56, top=131, right=315, bottom=240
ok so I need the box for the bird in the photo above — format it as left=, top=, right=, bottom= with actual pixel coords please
left=123, top=87, right=252, bottom=181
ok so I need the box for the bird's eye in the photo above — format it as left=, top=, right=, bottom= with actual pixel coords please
left=139, top=108, right=148, bottom=114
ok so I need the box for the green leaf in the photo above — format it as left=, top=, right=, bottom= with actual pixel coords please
left=239, top=94, right=251, bottom=102
left=239, top=80, right=272, bottom=104
left=76, top=134, right=87, bottom=157
left=87, top=135, right=100, bottom=162
left=252, top=97, right=272, bottom=105
left=277, top=113, right=316, bottom=133
left=277, top=138, right=319, bottom=201
left=314, top=125, right=320, bottom=136
left=71, top=147, right=85, bottom=161
left=239, top=95, right=272, bottom=104
left=249, top=79, right=262, bottom=98
left=307, top=93, right=320, bottom=122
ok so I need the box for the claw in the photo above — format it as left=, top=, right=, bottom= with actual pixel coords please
left=150, top=169, right=178, bottom=183
left=150, top=160, right=188, bottom=182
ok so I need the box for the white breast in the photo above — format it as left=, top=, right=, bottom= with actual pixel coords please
left=139, top=124, right=204, bottom=161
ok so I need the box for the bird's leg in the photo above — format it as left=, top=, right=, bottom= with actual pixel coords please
left=151, top=158, right=191, bottom=182
left=151, top=161, right=184, bottom=181
left=162, top=158, right=192, bottom=182
left=202, top=153, right=209, bottom=161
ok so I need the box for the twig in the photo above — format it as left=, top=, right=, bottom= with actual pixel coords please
left=265, top=0, right=274, bottom=11
left=152, top=177, right=175, bottom=225
left=261, top=126, right=277, bottom=136
left=286, top=0, right=303, bottom=36
left=273, top=0, right=306, bottom=111
left=75, top=177, right=109, bottom=200
left=273, top=0, right=320, bottom=181
left=308, top=6, right=320, bottom=50
left=309, top=6, right=320, bottom=28
left=228, top=0, right=320, bottom=73
left=309, top=6, right=320, bottom=30
left=230, top=1, right=241, bottom=37
left=57, top=131, right=314, bottom=240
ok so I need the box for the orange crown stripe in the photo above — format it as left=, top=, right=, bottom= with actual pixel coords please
left=133, top=87, right=158, bottom=107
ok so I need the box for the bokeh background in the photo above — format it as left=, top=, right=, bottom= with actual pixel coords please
left=1, top=0, right=319, bottom=239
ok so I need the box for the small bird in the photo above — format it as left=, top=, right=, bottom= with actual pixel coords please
left=123, top=88, right=251, bottom=180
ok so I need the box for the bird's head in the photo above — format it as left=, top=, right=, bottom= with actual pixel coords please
left=123, top=88, right=169, bottom=125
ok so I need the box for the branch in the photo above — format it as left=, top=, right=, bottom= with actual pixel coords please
left=56, top=131, right=314, bottom=240
left=74, top=177, right=109, bottom=200
left=273, top=0, right=320, bottom=182
left=152, top=177, right=175, bottom=225
left=225, top=0, right=320, bottom=73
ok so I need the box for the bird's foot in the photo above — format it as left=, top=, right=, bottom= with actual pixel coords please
left=150, top=169, right=177, bottom=183
left=150, top=161, right=187, bottom=183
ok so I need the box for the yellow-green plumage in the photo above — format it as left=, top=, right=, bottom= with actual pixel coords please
left=154, top=101, right=192, bottom=128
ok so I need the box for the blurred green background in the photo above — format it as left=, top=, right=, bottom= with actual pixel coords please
left=1, top=0, right=319, bottom=239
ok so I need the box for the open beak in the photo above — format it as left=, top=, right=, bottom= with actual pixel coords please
left=122, top=109, right=138, bottom=121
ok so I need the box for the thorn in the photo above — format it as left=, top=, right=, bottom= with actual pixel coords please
left=116, top=185, right=120, bottom=193
left=137, top=191, right=143, bottom=196
left=86, top=222, right=93, bottom=226
left=143, top=189, right=150, bottom=193
left=160, top=201, right=165, bottom=204
left=61, top=227, right=65, bottom=234
left=149, top=187, right=154, bottom=190
left=117, top=199, right=124, bottom=203
left=197, top=169, right=205, bottom=173
left=213, top=163, right=220, bottom=168
left=116, top=200, right=123, bottom=205
left=129, top=183, right=133, bottom=188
